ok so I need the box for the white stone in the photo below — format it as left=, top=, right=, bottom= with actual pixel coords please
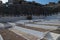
left=0, top=35, right=3, bottom=40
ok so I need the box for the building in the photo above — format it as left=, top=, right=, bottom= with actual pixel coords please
left=44, top=2, right=56, bottom=7
left=8, top=0, right=25, bottom=4
left=0, top=0, right=2, bottom=5
left=1, top=0, right=60, bottom=16
left=8, top=0, right=13, bottom=4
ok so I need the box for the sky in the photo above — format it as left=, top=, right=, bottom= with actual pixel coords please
left=1, top=0, right=59, bottom=4
left=2, top=0, right=8, bottom=3
left=26, top=0, right=59, bottom=4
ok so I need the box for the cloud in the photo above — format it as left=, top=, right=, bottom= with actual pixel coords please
left=2, top=0, right=8, bottom=3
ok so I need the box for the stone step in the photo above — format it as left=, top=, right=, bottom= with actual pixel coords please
left=16, top=23, right=58, bottom=30
left=0, top=29, right=26, bottom=40
left=9, top=29, right=39, bottom=40
left=35, top=22, right=60, bottom=26
left=0, top=23, right=12, bottom=29
left=9, top=26, right=48, bottom=40
left=16, top=24, right=49, bottom=32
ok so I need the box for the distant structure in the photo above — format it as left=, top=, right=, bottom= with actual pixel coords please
left=0, top=0, right=60, bottom=17
left=0, top=0, right=2, bottom=5
left=7, top=0, right=44, bottom=16
left=8, top=0, right=25, bottom=4
left=46, top=2, right=56, bottom=7
left=8, top=0, right=13, bottom=4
